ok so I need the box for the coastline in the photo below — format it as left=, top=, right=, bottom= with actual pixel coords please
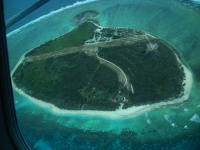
left=11, top=53, right=193, bottom=119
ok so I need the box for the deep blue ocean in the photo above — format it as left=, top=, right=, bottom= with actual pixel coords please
left=4, top=0, right=200, bottom=149
left=4, top=0, right=85, bottom=32
left=4, top=0, right=200, bottom=32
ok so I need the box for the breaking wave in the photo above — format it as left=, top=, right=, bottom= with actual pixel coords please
left=6, top=0, right=98, bottom=37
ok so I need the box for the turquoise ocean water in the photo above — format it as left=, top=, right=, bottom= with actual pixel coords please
left=6, top=0, right=200, bottom=149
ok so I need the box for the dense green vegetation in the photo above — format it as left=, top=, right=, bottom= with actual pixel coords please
left=13, top=52, right=120, bottom=110
left=13, top=22, right=186, bottom=110
left=25, top=22, right=97, bottom=57
left=99, top=39, right=185, bottom=108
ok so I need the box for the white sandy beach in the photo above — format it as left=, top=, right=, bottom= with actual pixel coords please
left=11, top=49, right=193, bottom=119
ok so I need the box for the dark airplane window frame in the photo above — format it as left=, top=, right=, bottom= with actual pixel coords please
left=0, top=0, right=29, bottom=149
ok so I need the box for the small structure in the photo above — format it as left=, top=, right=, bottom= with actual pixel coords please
left=146, top=43, right=158, bottom=53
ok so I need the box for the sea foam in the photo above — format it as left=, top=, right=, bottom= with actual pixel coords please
left=6, top=0, right=98, bottom=37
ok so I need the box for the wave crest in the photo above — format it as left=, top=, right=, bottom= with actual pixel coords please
left=6, top=0, right=98, bottom=37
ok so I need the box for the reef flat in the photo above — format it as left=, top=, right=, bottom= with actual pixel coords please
left=72, top=10, right=99, bottom=25
left=12, top=22, right=186, bottom=111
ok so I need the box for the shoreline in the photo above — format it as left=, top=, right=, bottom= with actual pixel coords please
left=11, top=53, right=193, bottom=119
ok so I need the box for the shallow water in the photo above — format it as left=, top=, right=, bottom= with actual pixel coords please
left=7, top=0, right=200, bottom=149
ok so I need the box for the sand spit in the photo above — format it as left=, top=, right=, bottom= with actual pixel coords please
left=11, top=48, right=193, bottom=119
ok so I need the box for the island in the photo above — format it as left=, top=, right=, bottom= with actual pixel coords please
left=12, top=21, right=191, bottom=113
left=72, top=10, right=99, bottom=25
